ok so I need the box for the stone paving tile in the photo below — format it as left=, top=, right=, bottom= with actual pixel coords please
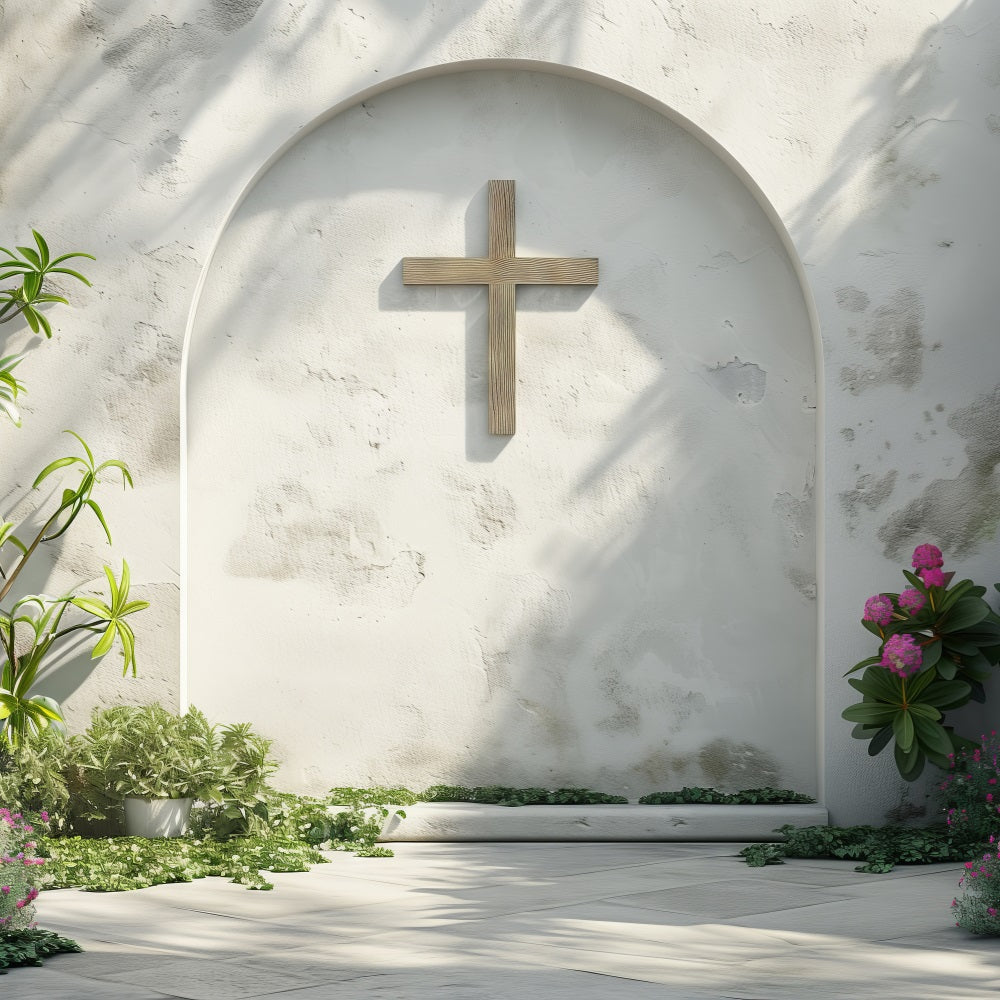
left=603, top=877, right=853, bottom=918
left=102, top=957, right=326, bottom=1000
left=130, top=868, right=411, bottom=919
left=260, top=966, right=716, bottom=999
left=395, top=858, right=765, bottom=921
left=12, top=844, right=996, bottom=999
left=323, top=841, right=741, bottom=887
left=2, top=964, right=175, bottom=998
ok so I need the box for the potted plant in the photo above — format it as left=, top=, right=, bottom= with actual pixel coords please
left=71, top=704, right=232, bottom=837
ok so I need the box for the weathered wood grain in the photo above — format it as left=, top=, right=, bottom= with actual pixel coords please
left=403, top=179, right=598, bottom=436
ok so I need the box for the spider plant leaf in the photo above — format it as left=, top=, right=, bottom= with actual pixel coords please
left=62, top=429, right=95, bottom=467
left=16, top=247, right=40, bottom=268
left=70, top=596, right=113, bottom=618
left=117, top=621, right=137, bottom=676
left=86, top=498, right=113, bottom=545
left=46, top=267, right=92, bottom=285
left=104, top=562, right=121, bottom=609
left=33, top=307, right=52, bottom=339
left=49, top=251, right=96, bottom=266
left=91, top=622, right=117, bottom=659
left=33, top=455, right=83, bottom=488
left=22, top=305, right=39, bottom=334
left=96, top=459, right=134, bottom=488
left=31, top=230, right=50, bottom=269
left=0, top=395, right=21, bottom=426
left=22, top=271, right=42, bottom=300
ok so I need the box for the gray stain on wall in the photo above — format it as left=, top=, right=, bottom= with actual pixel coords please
left=835, top=286, right=870, bottom=313
left=879, top=386, right=1000, bottom=558
left=840, top=470, right=899, bottom=530
left=703, top=357, right=767, bottom=405
left=698, top=738, right=781, bottom=790
left=839, top=288, right=924, bottom=394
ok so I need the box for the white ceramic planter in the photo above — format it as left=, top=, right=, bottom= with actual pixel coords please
left=123, top=797, right=193, bottom=838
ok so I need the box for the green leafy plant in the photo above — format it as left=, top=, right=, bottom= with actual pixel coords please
left=0, top=729, right=72, bottom=834
left=419, top=785, right=628, bottom=806
left=0, top=433, right=147, bottom=745
left=638, top=786, right=815, bottom=805
left=71, top=704, right=271, bottom=810
left=739, top=823, right=959, bottom=873
left=843, top=543, right=1000, bottom=781
left=0, top=928, right=82, bottom=972
left=37, top=833, right=328, bottom=893
left=188, top=722, right=281, bottom=839
left=0, top=230, right=93, bottom=426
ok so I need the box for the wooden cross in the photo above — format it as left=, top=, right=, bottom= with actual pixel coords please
left=403, top=180, right=599, bottom=436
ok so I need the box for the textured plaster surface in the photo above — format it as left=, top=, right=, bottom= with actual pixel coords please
left=0, top=1, right=998, bottom=822
left=187, top=69, right=816, bottom=797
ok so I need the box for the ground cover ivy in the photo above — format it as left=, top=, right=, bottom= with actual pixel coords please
left=37, top=834, right=329, bottom=892
left=740, top=823, right=959, bottom=873
left=639, top=786, right=815, bottom=805
left=0, top=927, right=81, bottom=972
left=419, top=785, right=628, bottom=805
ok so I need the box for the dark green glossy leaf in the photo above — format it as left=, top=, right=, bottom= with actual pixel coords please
left=842, top=703, right=896, bottom=725
left=893, top=710, right=914, bottom=752
left=894, top=739, right=925, bottom=781
left=867, top=724, right=894, bottom=756
left=912, top=713, right=954, bottom=760
left=941, top=597, right=990, bottom=633
left=936, top=658, right=957, bottom=680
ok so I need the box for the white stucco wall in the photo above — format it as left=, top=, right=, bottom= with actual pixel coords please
left=186, top=67, right=817, bottom=796
left=2, top=0, right=998, bottom=823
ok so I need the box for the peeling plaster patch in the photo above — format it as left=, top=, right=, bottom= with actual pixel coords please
left=227, top=483, right=425, bottom=604
left=139, top=130, right=187, bottom=198
left=207, top=0, right=264, bottom=33
left=840, top=427, right=855, bottom=442
left=879, top=387, right=1000, bottom=559
left=839, top=288, right=924, bottom=394
left=444, top=472, right=515, bottom=548
left=840, top=470, right=898, bottom=530
left=704, top=357, right=766, bottom=405
left=835, top=286, right=869, bottom=312
left=772, top=489, right=812, bottom=548
left=698, top=739, right=781, bottom=790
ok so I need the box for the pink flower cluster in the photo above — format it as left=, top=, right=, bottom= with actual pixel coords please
left=863, top=594, right=894, bottom=626
left=911, top=543, right=947, bottom=587
left=880, top=633, right=923, bottom=678
left=898, top=587, right=926, bottom=614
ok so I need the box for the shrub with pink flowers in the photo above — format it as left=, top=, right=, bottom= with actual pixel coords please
left=940, top=732, right=1000, bottom=852
left=952, top=836, right=1000, bottom=935
left=0, top=806, right=47, bottom=932
left=944, top=734, right=1000, bottom=935
left=843, top=544, right=1000, bottom=780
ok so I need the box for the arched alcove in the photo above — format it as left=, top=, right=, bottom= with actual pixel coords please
left=184, top=65, right=819, bottom=796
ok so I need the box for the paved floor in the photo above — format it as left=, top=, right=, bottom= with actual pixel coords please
left=7, top=842, right=998, bottom=999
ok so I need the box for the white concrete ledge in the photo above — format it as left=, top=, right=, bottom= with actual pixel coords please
left=377, top=802, right=829, bottom=842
